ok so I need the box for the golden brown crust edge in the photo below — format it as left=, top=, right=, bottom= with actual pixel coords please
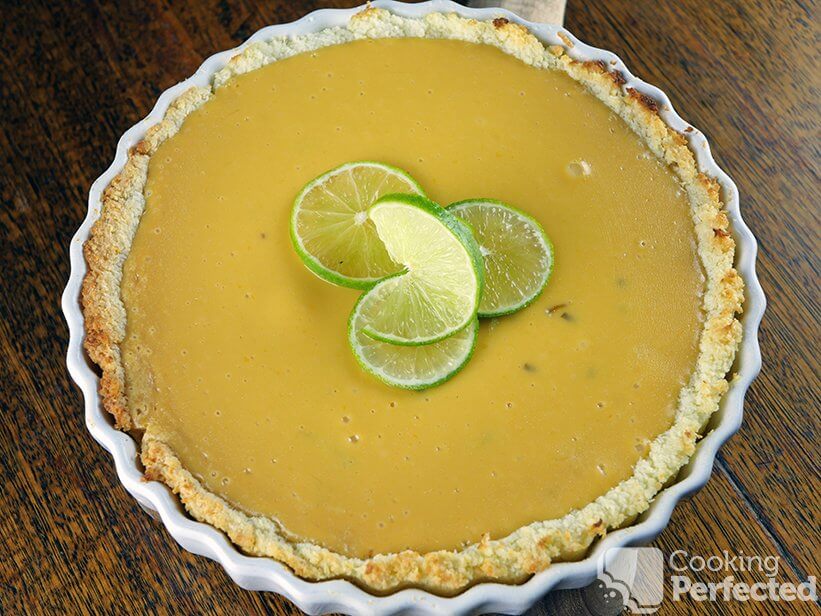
left=81, top=9, right=744, bottom=594
left=82, top=86, right=213, bottom=430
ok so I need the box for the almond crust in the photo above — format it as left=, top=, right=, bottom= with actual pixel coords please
left=81, top=9, right=744, bottom=594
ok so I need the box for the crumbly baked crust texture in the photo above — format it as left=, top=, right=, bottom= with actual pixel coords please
left=82, top=8, right=744, bottom=594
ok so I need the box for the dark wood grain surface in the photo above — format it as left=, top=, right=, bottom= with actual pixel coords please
left=1, top=1, right=818, bottom=614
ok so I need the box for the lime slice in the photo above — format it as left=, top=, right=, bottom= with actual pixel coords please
left=357, top=194, right=484, bottom=346
left=350, top=300, right=479, bottom=389
left=290, top=161, right=425, bottom=289
left=449, top=199, right=553, bottom=317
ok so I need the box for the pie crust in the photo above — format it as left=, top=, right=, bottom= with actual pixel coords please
left=81, top=8, right=744, bottom=593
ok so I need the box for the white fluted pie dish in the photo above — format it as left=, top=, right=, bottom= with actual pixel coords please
left=63, top=1, right=765, bottom=613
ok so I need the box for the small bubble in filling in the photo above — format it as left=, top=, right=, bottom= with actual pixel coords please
left=566, top=160, right=592, bottom=177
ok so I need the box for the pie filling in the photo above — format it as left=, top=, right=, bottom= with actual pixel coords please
left=121, top=38, right=705, bottom=558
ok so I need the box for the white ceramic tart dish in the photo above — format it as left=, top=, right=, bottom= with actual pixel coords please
left=63, top=1, right=765, bottom=613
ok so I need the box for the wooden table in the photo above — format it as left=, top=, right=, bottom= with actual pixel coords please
left=1, top=1, right=817, bottom=614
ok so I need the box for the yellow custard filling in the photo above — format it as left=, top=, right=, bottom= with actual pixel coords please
left=121, top=38, right=704, bottom=558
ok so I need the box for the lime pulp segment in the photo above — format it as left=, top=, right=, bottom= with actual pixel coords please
left=350, top=301, right=479, bottom=389
left=290, top=161, right=425, bottom=289
left=449, top=199, right=553, bottom=317
left=357, top=194, right=484, bottom=346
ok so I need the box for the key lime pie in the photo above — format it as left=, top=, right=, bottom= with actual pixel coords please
left=82, top=8, right=743, bottom=593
